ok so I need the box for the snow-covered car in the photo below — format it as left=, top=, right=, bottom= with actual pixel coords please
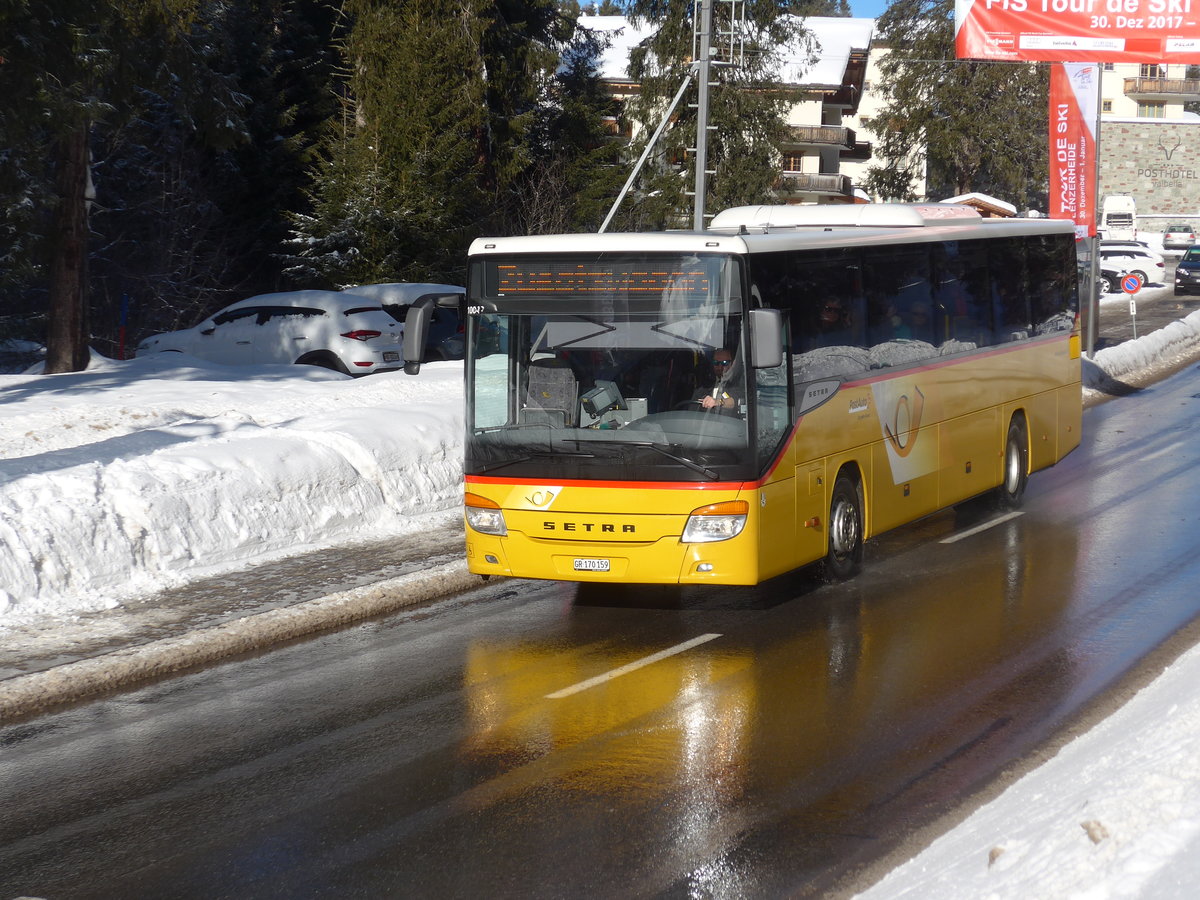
left=1098, top=239, right=1164, bottom=268
left=1161, top=224, right=1196, bottom=251
left=135, top=290, right=404, bottom=375
left=340, top=283, right=466, bottom=361
left=1174, top=246, right=1200, bottom=296
left=1098, top=247, right=1164, bottom=286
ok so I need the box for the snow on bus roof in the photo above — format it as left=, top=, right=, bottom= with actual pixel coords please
left=708, top=203, right=984, bottom=230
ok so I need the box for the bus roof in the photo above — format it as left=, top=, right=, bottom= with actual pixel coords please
left=709, top=202, right=985, bottom=229
left=468, top=206, right=1076, bottom=257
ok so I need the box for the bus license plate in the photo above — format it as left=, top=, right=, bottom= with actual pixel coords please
left=573, top=558, right=610, bottom=572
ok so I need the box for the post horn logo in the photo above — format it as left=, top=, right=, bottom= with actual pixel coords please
left=883, top=386, right=925, bottom=458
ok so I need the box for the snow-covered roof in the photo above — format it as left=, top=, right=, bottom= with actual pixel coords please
left=581, top=14, right=874, bottom=89
left=582, top=15, right=655, bottom=83
left=781, top=17, right=876, bottom=88
left=941, top=193, right=1019, bottom=216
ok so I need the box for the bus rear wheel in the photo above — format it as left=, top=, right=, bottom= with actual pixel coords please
left=996, top=416, right=1029, bottom=509
left=823, top=473, right=863, bottom=581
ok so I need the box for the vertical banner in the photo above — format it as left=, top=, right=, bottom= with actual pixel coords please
left=1049, top=62, right=1098, bottom=240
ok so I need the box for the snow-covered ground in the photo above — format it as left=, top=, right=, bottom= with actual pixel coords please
left=0, top=354, right=465, bottom=622
left=3, top=297, right=1200, bottom=897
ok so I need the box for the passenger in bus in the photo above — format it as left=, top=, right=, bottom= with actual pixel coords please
left=891, top=301, right=933, bottom=342
left=800, top=296, right=855, bottom=350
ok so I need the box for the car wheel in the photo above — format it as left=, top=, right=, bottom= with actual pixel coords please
left=296, top=352, right=350, bottom=375
left=1131, top=269, right=1148, bottom=284
left=1099, top=273, right=1117, bottom=293
left=995, top=415, right=1029, bottom=510
left=822, top=472, right=863, bottom=581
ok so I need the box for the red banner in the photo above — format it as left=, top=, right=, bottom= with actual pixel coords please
left=1048, top=62, right=1097, bottom=238
left=956, top=0, right=1200, bottom=62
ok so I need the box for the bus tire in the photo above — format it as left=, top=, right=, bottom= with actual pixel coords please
left=996, top=415, right=1029, bottom=509
left=823, top=473, right=863, bottom=581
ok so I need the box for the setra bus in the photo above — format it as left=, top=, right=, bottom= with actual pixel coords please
left=408, top=203, right=1082, bottom=585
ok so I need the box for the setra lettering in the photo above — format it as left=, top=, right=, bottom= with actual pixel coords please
left=543, top=522, right=636, bottom=533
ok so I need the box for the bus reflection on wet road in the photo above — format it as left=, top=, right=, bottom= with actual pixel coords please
left=2, top=370, right=1200, bottom=898
left=450, top=502, right=1084, bottom=897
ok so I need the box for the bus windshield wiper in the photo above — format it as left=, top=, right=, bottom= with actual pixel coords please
left=564, top=438, right=719, bottom=481
left=478, top=449, right=596, bottom=474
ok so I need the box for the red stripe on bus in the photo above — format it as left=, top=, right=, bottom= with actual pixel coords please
left=465, top=474, right=762, bottom=491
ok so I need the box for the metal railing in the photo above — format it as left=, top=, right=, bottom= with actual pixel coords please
left=786, top=125, right=856, bottom=149
left=777, top=172, right=853, bottom=196
left=1123, top=77, right=1200, bottom=98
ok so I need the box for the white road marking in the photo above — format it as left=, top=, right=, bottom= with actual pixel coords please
left=940, top=510, right=1024, bottom=544
left=545, top=633, right=723, bottom=700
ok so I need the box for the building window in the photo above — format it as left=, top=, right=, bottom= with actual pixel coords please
left=1140, top=63, right=1165, bottom=78
left=781, top=153, right=806, bottom=173
left=1137, top=101, right=1166, bottom=118
left=1103, top=62, right=1115, bottom=71
left=1102, top=99, right=1113, bottom=113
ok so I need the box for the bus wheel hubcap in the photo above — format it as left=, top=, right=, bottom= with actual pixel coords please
left=831, top=498, right=859, bottom=556
left=1005, top=443, right=1021, bottom=493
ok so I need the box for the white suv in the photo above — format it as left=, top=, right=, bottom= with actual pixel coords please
left=135, top=290, right=404, bottom=375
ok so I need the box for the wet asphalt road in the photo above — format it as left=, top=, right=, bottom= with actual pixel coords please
left=3, top=359, right=1200, bottom=896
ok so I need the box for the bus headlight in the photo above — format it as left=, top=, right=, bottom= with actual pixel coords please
left=465, top=491, right=507, bottom=536
left=682, top=500, right=748, bottom=543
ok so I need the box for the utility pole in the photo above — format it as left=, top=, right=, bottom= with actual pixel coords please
left=692, top=0, right=714, bottom=231
left=599, top=0, right=743, bottom=233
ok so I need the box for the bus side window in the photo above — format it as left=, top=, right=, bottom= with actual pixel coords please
left=863, top=245, right=940, bottom=355
left=934, top=241, right=991, bottom=350
left=990, top=238, right=1033, bottom=343
left=1029, top=233, right=1077, bottom=333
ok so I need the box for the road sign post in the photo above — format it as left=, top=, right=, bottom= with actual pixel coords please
left=1122, top=273, right=1142, bottom=338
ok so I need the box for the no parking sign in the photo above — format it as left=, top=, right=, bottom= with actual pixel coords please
left=1121, top=273, right=1142, bottom=317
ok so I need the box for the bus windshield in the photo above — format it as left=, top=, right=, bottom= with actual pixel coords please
left=465, top=253, right=778, bottom=482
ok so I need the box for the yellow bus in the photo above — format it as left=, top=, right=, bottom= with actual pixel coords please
left=415, top=203, right=1080, bottom=585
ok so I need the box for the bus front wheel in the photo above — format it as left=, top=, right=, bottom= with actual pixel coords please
left=996, top=416, right=1029, bottom=509
left=824, top=474, right=863, bottom=581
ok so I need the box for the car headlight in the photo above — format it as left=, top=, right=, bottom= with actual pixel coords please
left=465, top=491, right=507, bottom=536
left=682, top=500, right=748, bottom=543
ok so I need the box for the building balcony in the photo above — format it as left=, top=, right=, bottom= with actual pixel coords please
left=1123, top=76, right=1200, bottom=101
left=840, top=141, right=873, bottom=163
left=786, top=125, right=856, bottom=150
left=777, top=172, right=854, bottom=198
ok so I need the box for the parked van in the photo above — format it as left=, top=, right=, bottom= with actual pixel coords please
left=1100, top=195, right=1137, bottom=242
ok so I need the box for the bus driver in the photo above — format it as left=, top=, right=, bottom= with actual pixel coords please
left=693, top=349, right=740, bottom=412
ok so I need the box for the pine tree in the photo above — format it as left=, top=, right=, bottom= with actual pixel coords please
left=290, top=0, right=608, bottom=285
left=88, top=0, right=339, bottom=349
left=512, top=8, right=627, bottom=233
left=862, top=0, right=1048, bottom=209
left=0, top=0, right=249, bottom=372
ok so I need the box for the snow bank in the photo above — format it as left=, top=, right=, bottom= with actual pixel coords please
left=0, top=355, right=464, bottom=623
left=857, top=636, right=1200, bottom=900
left=1084, top=309, right=1200, bottom=388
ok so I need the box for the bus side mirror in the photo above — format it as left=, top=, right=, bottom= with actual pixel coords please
left=748, top=308, right=784, bottom=369
left=403, top=298, right=434, bottom=375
